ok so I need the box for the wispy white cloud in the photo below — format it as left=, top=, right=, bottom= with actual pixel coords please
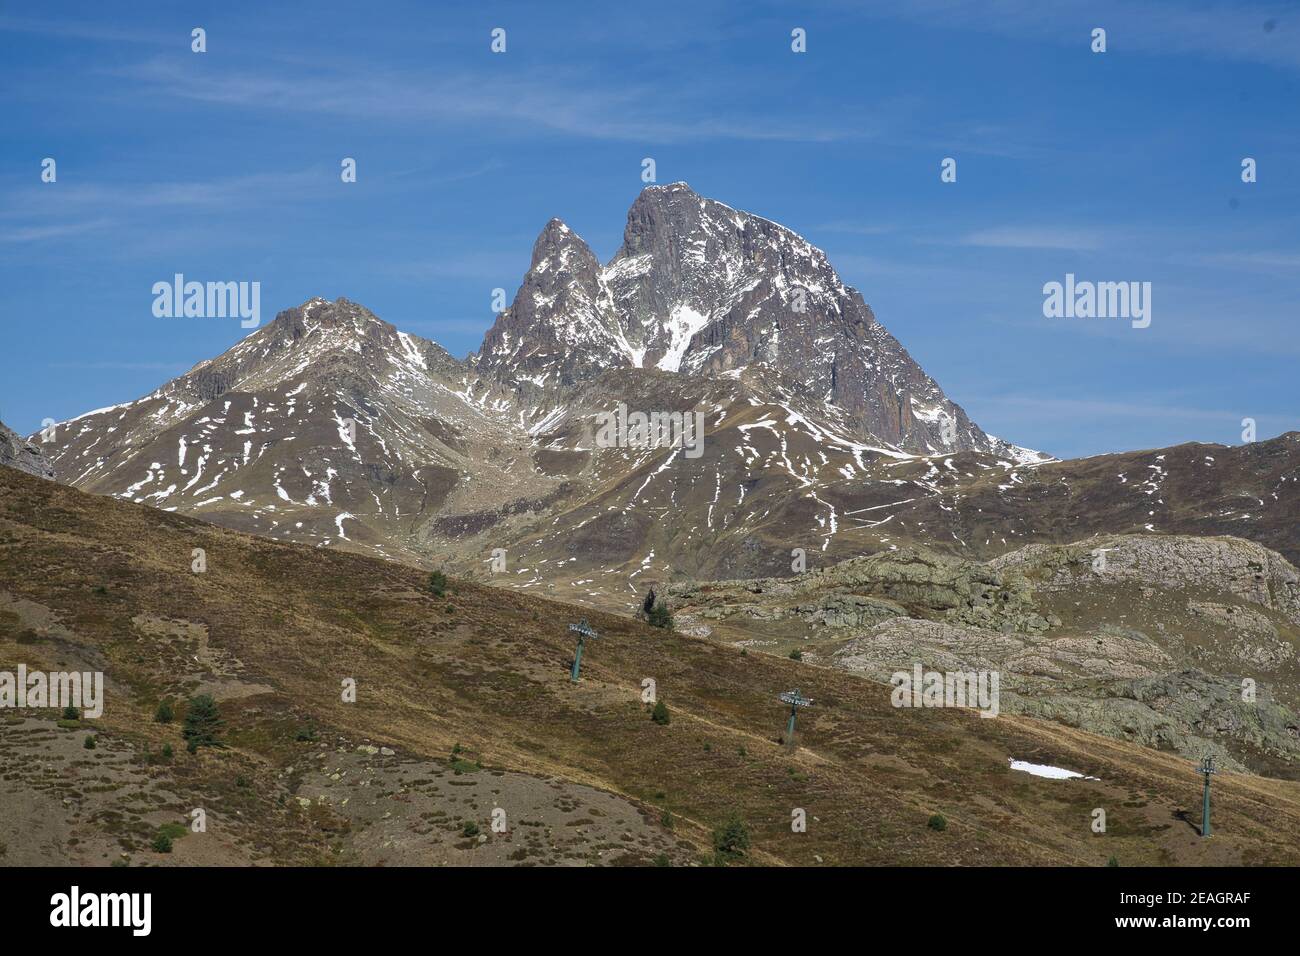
left=383, top=251, right=531, bottom=283
left=1190, top=250, right=1300, bottom=275
left=967, top=393, right=1252, bottom=424
left=959, top=226, right=1106, bottom=251
left=813, top=221, right=896, bottom=236
left=47, top=361, right=189, bottom=371
left=1, top=168, right=331, bottom=220
left=0, top=219, right=114, bottom=242
left=114, top=56, right=869, bottom=144
left=0, top=15, right=172, bottom=45
left=0, top=169, right=335, bottom=243
left=852, top=0, right=1300, bottom=71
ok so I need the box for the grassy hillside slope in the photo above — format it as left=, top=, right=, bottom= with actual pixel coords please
left=2, top=465, right=1299, bottom=866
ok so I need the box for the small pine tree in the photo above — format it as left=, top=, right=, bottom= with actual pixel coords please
left=927, top=813, right=947, bottom=832
left=428, top=570, right=448, bottom=597
left=182, top=694, right=223, bottom=750
left=62, top=705, right=80, bottom=721
left=151, top=833, right=173, bottom=854
left=161, top=743, right=174, bottom=761
left=83, top=735, right=96, bottom=750
left=647, top=602, right=674, bottom=630
left=788, top=649, right=803, bottom=661
left=154, top=700, right=174, bottom=723
left=651, top=700, right=670, bottom=725
left=712, top=814, right=751, bottom=861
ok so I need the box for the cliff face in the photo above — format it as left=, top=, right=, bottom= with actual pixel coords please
left=0, top=420, right=55, bottom=480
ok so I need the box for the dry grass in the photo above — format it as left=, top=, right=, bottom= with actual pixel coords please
left=3, top=465, right=1299, bottom=866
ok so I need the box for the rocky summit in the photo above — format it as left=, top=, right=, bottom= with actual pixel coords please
left=474, top=183, right=1020, bottom=457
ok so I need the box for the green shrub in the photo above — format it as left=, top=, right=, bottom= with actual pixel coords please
left=157, top=822, right=188, bottom=841
left=647, top=603, right=674, bottom=630
left=927, top=813, right=947, bottom=832
left=428, top=570, right=448, bottom=597
left=161, top=743, right=173, bottom=761
left=1107, top=856, right=1119, bottom=867
left=153, top=700, right=174, bottom=723
left=650, top=700, right=670, bottom=725
left=788, top=649, right=803, bottom=661
left=461, top=820, right=481, bottom=838
left=62, top=705, right=80, bottom=721
left=182, top=694, right=223, bottom=750
left=151, top=833, right=173, bottom=854
left=712, top=814, right=751, bottom=861
left=83, top=735, right=96, bottom=750
left=448, top=744, right=477, bottom=774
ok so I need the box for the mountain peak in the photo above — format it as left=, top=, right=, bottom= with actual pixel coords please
left=477, top=186, right=1018, bottom=455
left=529, top=218, right=599, bottom=274
left=641, top=180, right=694, bottom=194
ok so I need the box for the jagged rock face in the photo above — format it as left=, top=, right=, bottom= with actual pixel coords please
left=477, top=183, right=1027, bottom=456
left=0, top=420, right=55, bottom=480
left=609, top=185, right=992, bottom=454
left=476, top=220, right=627, bottom=389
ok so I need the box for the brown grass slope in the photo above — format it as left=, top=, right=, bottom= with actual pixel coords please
left=2, top=464, right=1299, bottom=866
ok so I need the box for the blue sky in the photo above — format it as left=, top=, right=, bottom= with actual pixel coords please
left=1, top=0, right=1297, bottom=458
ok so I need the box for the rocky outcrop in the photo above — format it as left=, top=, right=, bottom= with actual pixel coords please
left=991, top=535, right=1300, bottom=627
left=671, top=534, right=1300, bottom=775
left=827, top=618, right=1300, bottom=773
left=0, top=420, right=55, bottom=480
left=670, top=545, right=1058, bottom=634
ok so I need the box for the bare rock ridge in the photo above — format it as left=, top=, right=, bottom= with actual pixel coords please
left=0, top=419, right=54, bottom=480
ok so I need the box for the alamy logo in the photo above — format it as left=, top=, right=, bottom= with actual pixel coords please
left=152, top=274, right=260, bottom=328
left=890, top=664, right=999, bottom=718
left=595, top=402, right=706, bottom=459
left=50, top=886, right=151, bottom=936
left=1042, top=273, right=1151, bottom=328
left=0, top=666, right=103, bottom=718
